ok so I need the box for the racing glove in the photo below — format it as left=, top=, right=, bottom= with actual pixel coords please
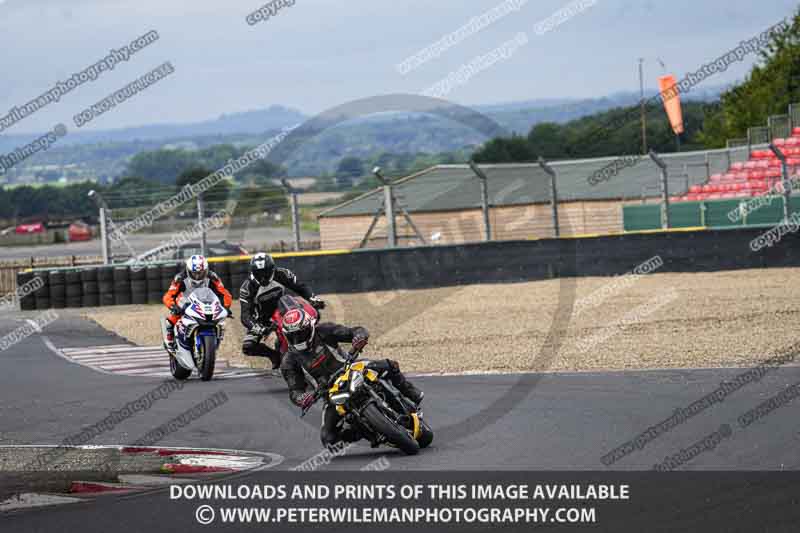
left=352, top=333, right=369, bottom=352
left=299, top=392, right=316, bottom=411
left=169, top=304, right=182, bottom=316
left=309, top=296, right=326, bottom=309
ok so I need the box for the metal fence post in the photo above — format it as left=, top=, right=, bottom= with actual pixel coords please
left=769, top=143, right=791, bottom=222
left=383, top=184, right=396, bottom=248
left=280, top=179, right=302, bottom=251
left=538, top=156, right=560, bottom=237
left=370, top=168, right=397, bottom=248
left=649, top=150, right=670, bottom=229
left=197, top=194, right=207, bottom=257
left=99, top=207, right=110, bottom=265
left=289, top=191, right=301, bottom=251
left=746, top=128, right=752, bottom=158
left=468, top=161, right=492, bottom=241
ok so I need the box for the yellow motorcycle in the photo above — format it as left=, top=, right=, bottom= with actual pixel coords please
left=302, top=349, right=433, bottom=455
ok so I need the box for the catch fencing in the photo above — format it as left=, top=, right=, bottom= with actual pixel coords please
left=318, top=148, right=741, bottom=250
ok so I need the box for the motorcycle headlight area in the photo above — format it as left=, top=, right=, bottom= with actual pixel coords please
left=330, top=392, right=350, bottom=405
left=349, top=370, right=365, bottom=392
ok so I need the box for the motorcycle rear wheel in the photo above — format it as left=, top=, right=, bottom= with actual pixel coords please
left=362, top=404, right=419, bottom=455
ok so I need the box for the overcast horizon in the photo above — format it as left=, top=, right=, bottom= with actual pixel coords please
left=1, top=0, right=796, bottom=135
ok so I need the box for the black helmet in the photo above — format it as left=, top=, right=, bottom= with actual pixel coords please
left=249, top=253, right=275, bottom=285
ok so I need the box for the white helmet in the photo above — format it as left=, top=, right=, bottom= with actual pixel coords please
left=185, top=255, right=208, bottom=283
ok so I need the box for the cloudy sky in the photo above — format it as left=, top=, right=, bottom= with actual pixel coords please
left=0, top=0, right=796, bottom=133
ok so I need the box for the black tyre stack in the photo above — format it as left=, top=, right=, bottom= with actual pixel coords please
left=17, top=271, right=37, bottom=311
left=34, top=273, right=51, bottom=310
left=130, top=266, right=147, bottom=305
left=230, top=260, right=248, bottom=299
left=49, top=271, right=66, bottom=309
left=160, top=263, right=180, bottom=293
left=213, top=261, right=232, bottom=292
left=97, top=266, right=114, bottom=307
left=81, top=268, right=100, bottom=308
left=65, top=270, right=82, bottom=308
left=146, top=265, right=163, bottom=304
left=113, top=266, right=131, bottom=306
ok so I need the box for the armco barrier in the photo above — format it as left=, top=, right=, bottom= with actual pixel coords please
left=14, top=227, right=800, bottom=311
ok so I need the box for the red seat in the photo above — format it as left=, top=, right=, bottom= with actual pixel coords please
left=731, top=162, right=745, bottom=170
left=689, top=185, right=701, bottom=194
left=709, top=173, right=723, bottom=182
left=774, top=138, right=787, bottom=147
left=787, top=137, right=800, bottom=146
left=793, top=127, right=800, bottom=136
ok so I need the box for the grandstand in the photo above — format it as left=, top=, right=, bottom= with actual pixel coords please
left=676, top=130, right=800, bottom=202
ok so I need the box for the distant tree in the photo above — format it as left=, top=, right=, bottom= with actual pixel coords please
left=176, top=166, right=233, bottom=211
left=124, top=149, right=196, bottom=184
left=699, top=7, right=800, bottom=146
left=239, top=159, right=287, bottom=186
left=335, top=156, right=364, bottom=188
left=106, top=176, right=165, bottom=208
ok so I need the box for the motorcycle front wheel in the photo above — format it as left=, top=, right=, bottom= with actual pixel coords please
left=170, top=355, right=191, bottom=380
left=362, top=403, right=420, bottom=455
left=198, top=333, right=217, bottom=381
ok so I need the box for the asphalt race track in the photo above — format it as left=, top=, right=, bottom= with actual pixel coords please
left=2, top=312, right=798, bottom=470
left=2, top=313, right=800, bottom=530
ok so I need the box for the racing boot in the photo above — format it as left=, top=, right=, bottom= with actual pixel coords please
left=162, top=318, right=177, bottom=356
left=396, top=379, right=424, bottom=407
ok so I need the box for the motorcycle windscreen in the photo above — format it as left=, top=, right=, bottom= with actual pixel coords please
left=190, top=287, right=217, bottom=303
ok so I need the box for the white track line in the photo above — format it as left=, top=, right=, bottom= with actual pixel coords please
left=71, top=354, right=166, bottom=363
left=48, top=341, right=267, bottom=380
left=61, top=345, right=158, bottom=354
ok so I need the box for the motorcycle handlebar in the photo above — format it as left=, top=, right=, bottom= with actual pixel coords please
left=301, top=347, right=363, bottom=417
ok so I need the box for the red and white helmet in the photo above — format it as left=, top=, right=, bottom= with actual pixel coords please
left=281, top=308, right=316, bottom=351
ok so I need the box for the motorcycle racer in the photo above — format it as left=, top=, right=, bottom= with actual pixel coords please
left=161, top=255, right=233, bottom=355
left=239, top=252, right=325, bottom=370
left=279, top=308, right=423, bottom=448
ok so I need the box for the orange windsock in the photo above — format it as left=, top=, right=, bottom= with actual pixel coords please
left=658, top=74, right=684, bottom=135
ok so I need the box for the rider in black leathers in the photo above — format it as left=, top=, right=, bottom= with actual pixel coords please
left=239, top=252, right=323, bottom=369
left=279, top=310, right=423, bottom=448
